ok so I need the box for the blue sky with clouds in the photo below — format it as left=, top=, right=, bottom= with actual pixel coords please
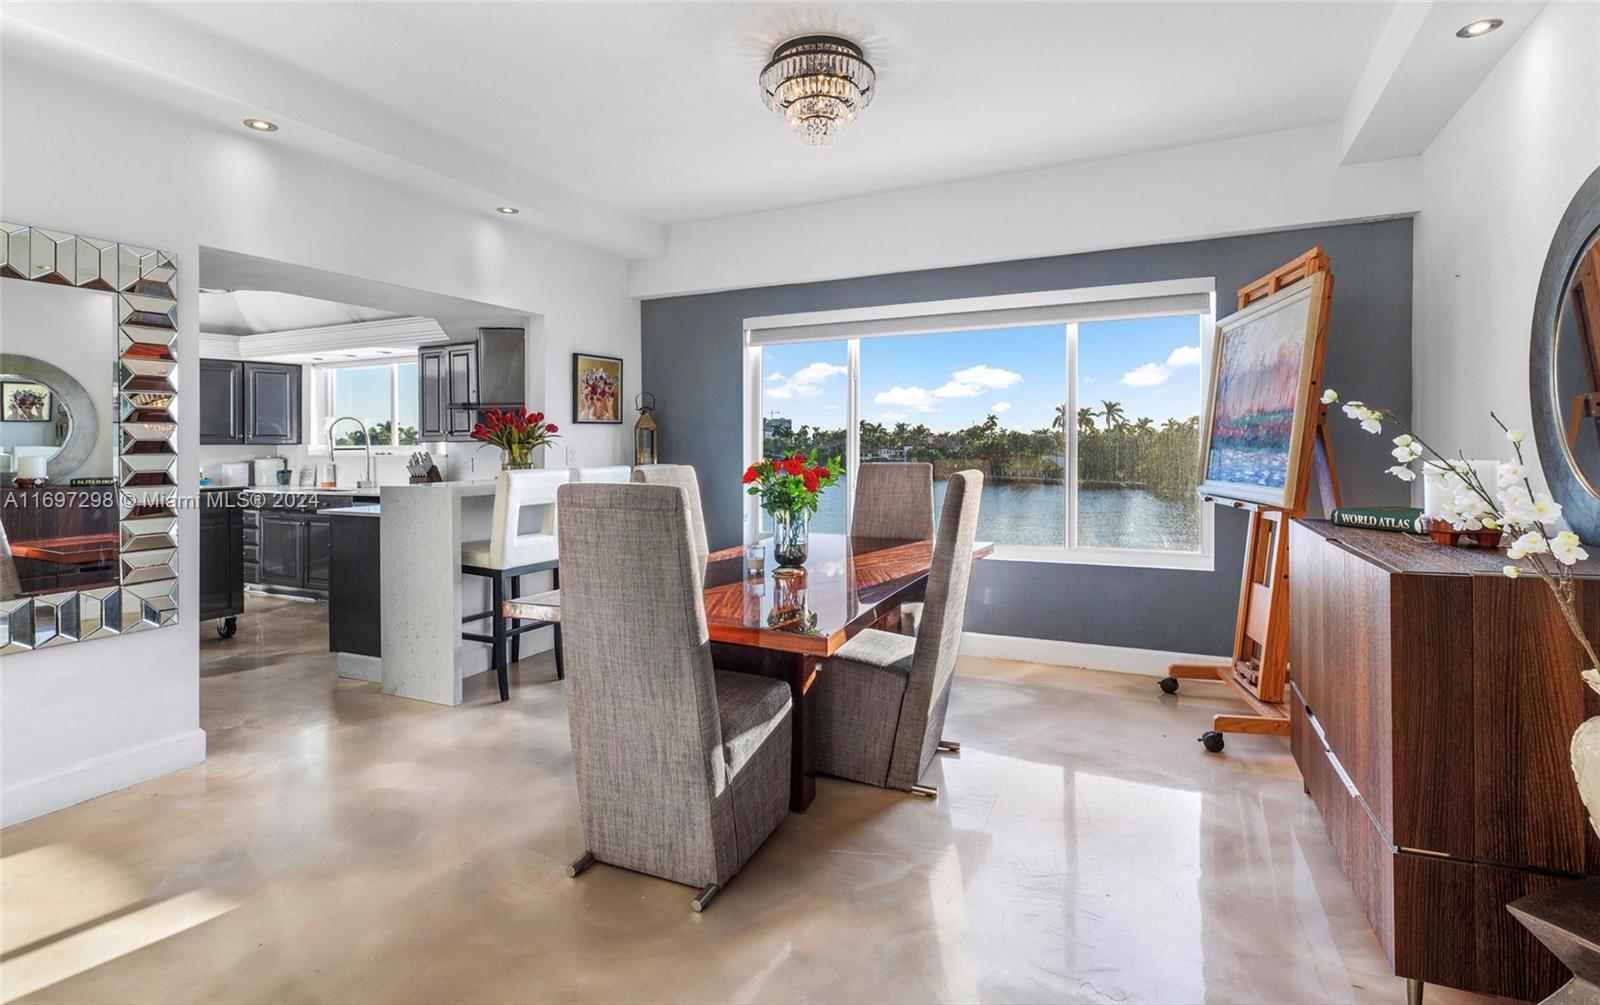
left=760, top=315, right=1205, bottom=432
left=333, top=361, right=419, bottom=431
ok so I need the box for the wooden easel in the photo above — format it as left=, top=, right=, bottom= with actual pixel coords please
left=1162, top=248, right=1342, bottom=751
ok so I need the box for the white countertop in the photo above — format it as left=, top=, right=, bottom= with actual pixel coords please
left=380, top=480, right=499, bottom=497
left=204, top=484, right=375, bottom=495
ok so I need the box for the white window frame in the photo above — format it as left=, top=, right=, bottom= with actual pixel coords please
left=742, top=279, right=1217, bottom=571
left=311, top=358, right=422, bottom=455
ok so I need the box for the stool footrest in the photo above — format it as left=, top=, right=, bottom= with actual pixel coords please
left=463, top=622, right=551, bottom=645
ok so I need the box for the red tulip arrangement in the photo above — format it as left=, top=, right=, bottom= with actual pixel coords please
left=471, top=407, right=559, bottom=469
left=742, top=450, right=843, bottom=517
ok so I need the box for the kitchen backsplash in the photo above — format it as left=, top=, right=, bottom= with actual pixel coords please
left=200, top=442, right=508, bottom=487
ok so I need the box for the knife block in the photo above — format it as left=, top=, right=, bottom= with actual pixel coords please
left=408, top=466, right=442, bottom=484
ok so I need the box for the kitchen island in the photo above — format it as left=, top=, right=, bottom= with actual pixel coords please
left=376, top=481, right=555, bottom=705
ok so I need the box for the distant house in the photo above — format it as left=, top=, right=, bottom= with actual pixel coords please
left=763, top=416, right=793, bottom=439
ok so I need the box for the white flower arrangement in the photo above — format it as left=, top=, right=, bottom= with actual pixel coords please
left=1324, top=388, right=1598, bottom=671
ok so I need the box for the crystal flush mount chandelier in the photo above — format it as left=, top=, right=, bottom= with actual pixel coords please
left=759, top=34, right=876, bottom=147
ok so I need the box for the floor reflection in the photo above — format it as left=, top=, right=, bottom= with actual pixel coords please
left=0, top=597, right=1497, bottom=1004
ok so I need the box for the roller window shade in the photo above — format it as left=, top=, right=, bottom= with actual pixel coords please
left=748, top=290, right=1213, bottom=346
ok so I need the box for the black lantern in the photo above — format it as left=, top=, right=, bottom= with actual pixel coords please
left=634, top=392, right=658, bottom=465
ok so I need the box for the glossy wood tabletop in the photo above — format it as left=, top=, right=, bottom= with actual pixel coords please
left=10, top=532, right=120, bottom=565
left=701, top=533, right=993, bottom=656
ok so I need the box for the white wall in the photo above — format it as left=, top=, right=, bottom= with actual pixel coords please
left=628, top=124, right=1423, bottom=298
left=0, top=49, right=639, bottom=826
left=1412, top=1, right=1600, bottom=479
left=1, top=281, right=117, bottom=478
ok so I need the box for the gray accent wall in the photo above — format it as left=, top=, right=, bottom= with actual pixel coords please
left=640, top=220, right=1413, bottom=655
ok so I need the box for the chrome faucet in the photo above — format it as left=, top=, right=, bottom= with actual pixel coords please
left=328, top=415, right=378, bottom=490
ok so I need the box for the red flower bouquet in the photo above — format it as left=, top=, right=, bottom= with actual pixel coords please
left=471, top=407, right=559, bottom=469
left=742, top=450, right=843, bottom=568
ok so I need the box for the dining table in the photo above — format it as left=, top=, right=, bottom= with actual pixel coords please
left=503, top=531, right=992, bottom=812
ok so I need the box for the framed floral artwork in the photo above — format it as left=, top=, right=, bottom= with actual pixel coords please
left=573, top=352, right=623, bottom=424
left=3, top=381, right=52, bottom=422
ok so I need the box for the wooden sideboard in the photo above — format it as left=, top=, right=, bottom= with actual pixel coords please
left=1289, top=519, right=1600, bottom=1002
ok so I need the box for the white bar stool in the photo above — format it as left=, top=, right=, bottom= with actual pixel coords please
left=461, top=468, right=568, bottom=700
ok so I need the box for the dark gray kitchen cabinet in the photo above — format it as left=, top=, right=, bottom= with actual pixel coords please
left=328, top=512, right=381, bottom=658
left=417, top=340, right=478, bottom=442
left=244, top=362, right=301, bottom=444
left=259, top=509, right=307, bottom=589
left=303, top=515, right=332, bottom=593
left=199, top=491, right=244, bottom=633
left=199, top=360, right=244, bottom=444
left=200, top=360, right=302, bottom=445
left=418, top=345, right=447, bottom=440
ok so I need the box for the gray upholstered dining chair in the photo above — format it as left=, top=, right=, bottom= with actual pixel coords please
left=851, top=462, right=937, bottom=636
left=851, top=462, right=935, bottom=540
left=631, top=464, right=709, bottom=575
left=557, top=482, right=793, bottom=911
left=813, top=470, right=983, bottom=797
left=510, top=464, right=707, bottom=680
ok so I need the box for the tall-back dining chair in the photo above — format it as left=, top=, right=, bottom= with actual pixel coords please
left=851, top=462, right=935, bottom=540
left=813, top=470, right=983, bottom=795
left=461, top=468, right=568, bottom=700
left=498, top=464, right=638, bottom=684
left=852, top=462, right=937, bottom=635
left=631, top=464, right=709, bottom=575
left=557, top=482, right=793, bottom=911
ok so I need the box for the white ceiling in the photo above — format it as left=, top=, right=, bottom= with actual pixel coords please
left=199, top=290, right=405, bottom=336
left=154, top=1, right=1398, bottom=225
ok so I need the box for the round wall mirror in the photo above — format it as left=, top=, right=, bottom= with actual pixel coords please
left=1533, top=166, right=1600, bottom=543
left=0, top=354, right=97, bottom=483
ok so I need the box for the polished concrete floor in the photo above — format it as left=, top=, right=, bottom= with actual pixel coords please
left=1, top=595, right=1493, bottom=1004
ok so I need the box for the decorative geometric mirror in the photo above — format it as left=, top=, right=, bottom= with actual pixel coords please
left=0, top=223, right=179, bottom=654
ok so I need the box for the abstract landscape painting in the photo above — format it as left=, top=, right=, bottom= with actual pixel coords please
left=1198, top=277, right=1324, bottom=508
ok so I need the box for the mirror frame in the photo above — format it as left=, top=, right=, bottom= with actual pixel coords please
left=0, top=224, right=179, bottom=653
left=0, top=353, right=99, bottom=481
left=1531, top=166, right=1600, bottom=545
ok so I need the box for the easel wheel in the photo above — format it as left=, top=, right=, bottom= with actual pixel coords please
left=1199, top=731, right=1225, bottom=753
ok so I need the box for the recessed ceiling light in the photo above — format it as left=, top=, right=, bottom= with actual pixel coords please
left=1455, top=18, right=1503, bottom=38
left=495, top=206, right=520, bottom=215
left=242, top=118, right=279, bottom=132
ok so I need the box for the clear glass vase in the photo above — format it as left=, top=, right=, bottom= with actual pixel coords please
left=504, top=443, right=533, bottom=470
left=769, top=508, right=809, bottom=570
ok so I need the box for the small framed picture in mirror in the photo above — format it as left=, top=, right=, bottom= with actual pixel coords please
left=2, top=381, right=52, bottom=422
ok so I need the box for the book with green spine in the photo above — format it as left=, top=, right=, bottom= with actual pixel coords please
left=1330, top=506, right=1426, bottom=534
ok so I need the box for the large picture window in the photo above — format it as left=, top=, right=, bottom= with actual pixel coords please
left=745, top=281, right=1215, bottom=568
left=322, top=360, right=420, bottom=447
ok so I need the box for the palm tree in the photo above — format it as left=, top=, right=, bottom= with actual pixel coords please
left=1100, top=400, right=1126, bottom=431
left=1133, top=416, right=1154, bottom=436
left=1052, top=403, right=1066, bottom=432
left=1077, top=407, right=1097, bottom=436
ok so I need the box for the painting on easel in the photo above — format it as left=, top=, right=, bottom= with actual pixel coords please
left=1196, top=272, right=1329, bottom=509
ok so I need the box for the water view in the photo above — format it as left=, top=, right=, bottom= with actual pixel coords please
left=810, top=478, right=1200, bottom=553
left=761, top=318, right=1207, bottom=556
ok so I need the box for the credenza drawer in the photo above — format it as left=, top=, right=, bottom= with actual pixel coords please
left=1292, top=680, right=1568, bottom=1000
left=1292, top=683, right=1396, bottom=960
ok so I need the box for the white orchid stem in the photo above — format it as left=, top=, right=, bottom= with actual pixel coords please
left=1361, top=406, right=1597, bottom=672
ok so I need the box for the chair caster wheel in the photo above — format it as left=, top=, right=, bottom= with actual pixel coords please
left=1159, top=677, right=1178, bottom=694
left=1199, top=731, right=1225, bottom=753
left=216, top=617, right=237, bottom=639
